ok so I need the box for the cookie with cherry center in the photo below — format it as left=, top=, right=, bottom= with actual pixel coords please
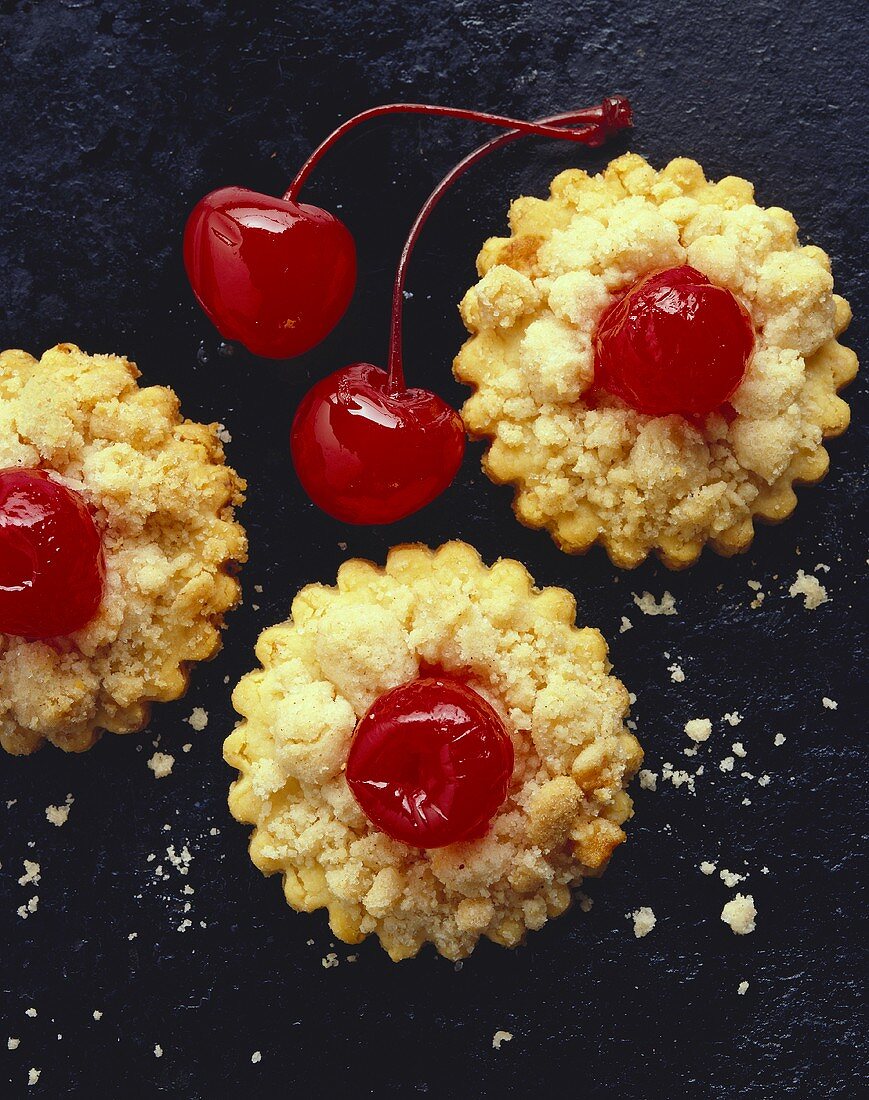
left=0, top=344, right=246, bottom=755
left=225, top=542, right=642, bottom=961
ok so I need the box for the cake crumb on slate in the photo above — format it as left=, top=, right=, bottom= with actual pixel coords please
left=492, top=1031, right=513, bottom=1050
left=685, top=718, right=712, bottom=742
left=322, top=953, right=339, bottom=969
left=732, top=742, right=747, bottom=758
left=147, top=752, right=174, bottom=778
left=737, top=981, right=749, bottom=995
left=8, top=1037, right=19, bottom=1050
left=700, top=861, right=717, bottom=875
left=619, top=616, right=633, bottom=633
left=154, top=1045, right=163, bottom=1058
left=719, top=756, right=735, bottom=772
left=662, top=762, right=696, bottom=793
left=721, top=894, right=757, bottom=934
left=774, top=733, right=786, bottom=746
left=630, top=907, right=656, bottom=938
left=822, top=697, right=838, bottom=710
left=639, top=770, right=658, bottom=791
left=788, top=570, right=828, bottom=609
left=668, top=663, right=685, bottom=682
left=632, top=591, right=677, bottom=616
left=25, top=1009, right=36, bottom=1018
left=28, top=1069, right=41, bottom=1087
left=723, top=711, right=742, bottom=726
left=45, top=795, right=74, bottom=826
left=18, top=860, right=40, bottom=886
left=251, top=1051, right=262, bottom=1064
left=720, top=869, right=746, bottom=887
left=92, top=1011, right=102, bottom=1021
left=186, top=707, right=209, bottom=731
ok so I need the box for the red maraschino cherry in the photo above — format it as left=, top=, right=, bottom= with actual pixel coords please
left=594, top=264, right=755, bottom=418
left=185, top=101, right=631, bottom=360
left=291, top=99, right=633, bottom=522
left=184, top=189, right=356, bottom=359
left=0, top=469, right=105, bottom=639
left=346, top=675, right=514, bottom=848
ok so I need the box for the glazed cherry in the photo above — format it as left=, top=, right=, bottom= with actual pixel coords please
left=346, top=675, right=514, bottom=848
left=0, top=469, right=105, bottom=639
left=291, top=363, right=464, bottom=524
left=184, top=187, right=356, bottom=359
left=594, top=265, right=755, bottom=418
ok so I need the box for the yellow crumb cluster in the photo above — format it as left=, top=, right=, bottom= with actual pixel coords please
left=0, top=344, right=247, bottom=754
left=226, top=541, right=641, bottom=961
left=455, top=154, right=857, bottom=568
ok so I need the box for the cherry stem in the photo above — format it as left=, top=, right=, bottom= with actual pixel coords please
left=283, top=101, right=629, bottom=204
left=385, top=98, right=632, bottom=393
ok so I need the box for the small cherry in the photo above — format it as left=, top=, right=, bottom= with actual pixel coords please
left=291, top=99, right=633, bottom=523
left=185, top=100, right=631, bottom=360
left=346, top=675, right=514, bottom=848
left=0, top=469, right=105, bottom=639
left=594, top=264, right=755, bottom=418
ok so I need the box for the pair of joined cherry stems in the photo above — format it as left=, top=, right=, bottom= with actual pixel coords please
left=184, top=97, right=633, bottom=526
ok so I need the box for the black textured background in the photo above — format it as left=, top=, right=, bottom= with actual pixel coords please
left=0, top=1, right=866, bottom=1096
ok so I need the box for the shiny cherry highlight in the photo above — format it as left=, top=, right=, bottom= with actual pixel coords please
left=346, top=675, right=514, bottom=848
left=593, top=264, right=755, bottom=418
left=0, top=469, right=105, bottom=639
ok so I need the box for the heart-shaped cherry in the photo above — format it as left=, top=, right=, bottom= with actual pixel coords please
left=183, top=187, right=356, bottom=360
left=346, top=674, right=514, bottom=848
left=184, top=101, right=631, bottom=361
left=0, top=469, right=105, bottom=639
left=291, top=362, right=465, bottom=524
left=290, top=100, right=633, bottom=523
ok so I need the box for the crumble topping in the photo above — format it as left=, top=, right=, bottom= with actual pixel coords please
left=0, top=344, right=247, bottom=754
left=455, top=154, right=857, bottom=567
left=225, top=541, right=641, bottom=961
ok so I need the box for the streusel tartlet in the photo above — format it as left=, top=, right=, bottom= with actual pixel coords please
left=0, top=344, right=246, bottom=754
left=225, top=541, right=641, bottom=961
left=455, top=153, right=858, bottom=568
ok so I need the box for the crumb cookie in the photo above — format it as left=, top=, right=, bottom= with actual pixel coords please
left=225, top=541, right=641, bottom=961
left=455, top=153, right=858, bottom=567
left=0, top=344, right=246, bottom=754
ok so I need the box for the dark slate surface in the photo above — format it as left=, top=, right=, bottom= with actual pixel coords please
left=0, top=1, right=866, bottom=1096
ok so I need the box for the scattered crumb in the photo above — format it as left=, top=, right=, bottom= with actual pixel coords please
left=747, top=580, right=762, bottom=591
left=45, top=795, right=74, bottom=827
left=578, top=893, right=594, bottom=913
left=632, top=591, right=677, bottom=616
left=182, top=743, right=192, bottom=753
left=25, top=1009, right=36, bottom=1018
left=128, top=932, right=138, bottom=940
left=92, top=1011, right=102, bottom=1021
left=147, top=752, right=174, bottom=779
left=719, top=756, right=735, bottom=773
left=732, top=742, right=746, bottom=758
left=667, top=663, right=685, bottom=683
left=822, top=697, right=838, bottom=710
left=18, top=860, right=40, bottom=886
left=639, top=770, right=658, bottom=791
left=685, top=718, right=712, bottom=743
left=619, top=616, right=633, bottom=633
left=774, top=733, right=786, bottom=746
left=788, top=570, right=828, bottom=609
left=720, top=869, right=746, bottom=888
left=742, top=798, right=752, bottom=806
left=492, top=1030, right=513, bottom=1050
left=721, top=894, right=757, bottom=935
left=28, top=1069, right=40, bottom=1087
left=17, top=896, right=39, bottom=920
left=814, top=563, right=830, bottom=573
left=186, top=708, right=209, bottom=731
left=758, top=775, right=771, bottom=787
left=699, top=861, right=717, bottom=875
left=154, top=1045, right=163, bottom=1058
left=8, top=1038, right=19, bottom=1050
left=216, top=424, right=232, bottom=444
left=630, top=907, right=656, bottom=938
left=251, top=1051, right=262, bottom=1064
left=662, top=762, right=697, bottom=793
left=723, top=711, right=742, bottom=727
left=737, top=981, right=749, bottom=996
left=321, top=953, right=339, bottom=969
